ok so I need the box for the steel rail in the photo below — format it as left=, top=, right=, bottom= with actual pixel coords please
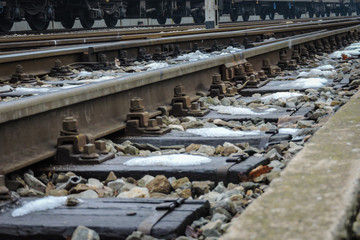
left=0, top=23, right=359, bottom=177
left=0, top=19, right=358, bottom=82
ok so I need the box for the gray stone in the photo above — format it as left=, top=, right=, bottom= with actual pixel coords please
left=213, top=182, right=226, bottom=193
left=86, top=178, right=104, bottom=189
left=24, top=173, right=46, bottom=192
left=117, top=187, right=150, bottom=198
left=197, top=145, right=215, bottom=156
left=212, top=207, right=232, bottom=221
left=239, top=182, right=260, bottom=191
left=268, top=160, right=285, bottom=169
left=193, top=181, right=214, bottom=196
left=124, top=145, right=140, bottom=155
left=354, top=221, right=360, bottom=237
left=297, top=120, right=314, bottom=128
left=71, top=225, right=100, bottom=240
left=265, top=148, right=282, bottom=161
left=126, top=231, right=158, bottom=240
left=78, top=190, right=99, bottom=198
left=107, top=179, right=125, bottom=193
left=201, top=220, right=222, bottom=238
left=120, top=182, right=137, bottom=192
left=221, top=98, right=231, bottom=106
left=211, top=213, right=229, bottom=223
left=169, top=124, right=185, bottom=131
left=182, top=121, right=204, bottom=129
left=137, top=175, right=154, bottom=188
left=192, top=217, right=210, bottom=228
left=17, top=187, right=44, bottom=197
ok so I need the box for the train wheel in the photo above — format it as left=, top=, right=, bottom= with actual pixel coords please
left=193, top=10, right=205, bottom=24
left=309, top=10, right=314, bottom=18
left=296, top=12, right=301, bottom=19
left=172, top=16, right=182, bottom=24
left=61, top=18, right=75, bottom=29
left=260, top=12, right=266, bottom=20
left=283, top=12, right=288, bottom=19
left=335, top=11, right=339, bottom=16
left=289, top=11, right=295, bottom=19
left=157, top=15, right=167, bottom=25
left=326, top=10, right=331, bottom=17
left=104, top=13, right=118, bottom=27
left=315, top=12, right=321, bottom=17
left=26, top=14, right=50, bottom=31
left=230, top=11, right=238, bottom=22
left=242, top=12, right=250, bottom=22
left=269, top=12, right=275, bottom=20
left=79, top=10, right=95, bottom=29
left=348, top=9, right=353, bottom=16
left=0, top=13, right=13, bottom=32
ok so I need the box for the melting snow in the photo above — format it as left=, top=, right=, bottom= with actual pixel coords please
left=278, top=128, right=299, bottom=135
left=176, top=50, right=211, bottom=61
left=12, top=196, right=68, bottom=217
left=261, top=92, right=303, bottom=101
left=123, top=154, right=212, bottom=166
left=210, top=105, right=277, bottom=115
left=297, top=69, right=335, bottom=78
left=144, top=62, right=169, bottom=70
left=329, top=50, right=360, bottom=58
left=14, top=87, right=51, bottom=93
left=316, top=65, right=334, bottom=71
left=186, top=127, right=261, bottom=137
left=77, top=71, right=93, bottom=77
left=280, top=78, right=328, bottom=88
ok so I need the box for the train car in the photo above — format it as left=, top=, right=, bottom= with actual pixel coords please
left=0, top=0, right=359, bottom=32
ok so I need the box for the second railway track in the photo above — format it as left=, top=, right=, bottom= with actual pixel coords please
left=1, top=17, right=360, bottom=239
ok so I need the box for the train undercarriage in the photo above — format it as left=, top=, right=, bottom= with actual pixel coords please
left=0, top=0, right=359, bottom=32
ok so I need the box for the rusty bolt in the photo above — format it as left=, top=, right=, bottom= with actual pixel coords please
left=249, top=75, right=257, bottom=82
left=258, top=71, right=266, bottom=78
left=262, top=59, right=271, bottom=67
left=95, top=140, right=107, bottom=153
left=174, top=85, right=185, bottom=97
left=54, top=59, right=62, bottom=68
left=244, top=63, right=254, bottom=73
left=198, top=100, right=205, bottom=109
left=235, top=65, right=246, bottom=75
left=191, top=102, right=199, bottom=111
left=212, top=73, right=222, bottom=84
left=146, top=119, right=160, bottom=131
left=130, top=97, right=145, bottom=112
left=15, top=65, right=24, bottom=74
left=82, top=143, right=99, bottom=159
left=156, top=116, right=164, bottom=126
left=62, top=117, right=78, bottom=132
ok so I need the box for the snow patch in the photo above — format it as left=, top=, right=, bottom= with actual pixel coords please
left=186, top=127, right=261, bottom=137
left=278, top=128, right=299, bottom=135
left=77, top=71, right=92, bottom=77
left=261, top=92, right=303, bottom=101
left=210, top=105, right=277, bottom=115
left=329, top=50, right=360, bottom=58
left=297, top=69, right=335, bottom=78
left=316, top=65, right=334, bottom=71
left=123, top=154, right=212, bottom=166
left=280, top=78, right=328, bottom=88
left=144, top=62, right=169, bottom=70
left=12, top=196, right=68, bottom=217
left=176, top=50, right=211, bottom=61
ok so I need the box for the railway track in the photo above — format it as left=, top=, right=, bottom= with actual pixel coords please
left=1, top=18, right=360, bottom=239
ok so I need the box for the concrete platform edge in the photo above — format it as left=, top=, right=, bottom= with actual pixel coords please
left=221, top=89, right=360, bottom=240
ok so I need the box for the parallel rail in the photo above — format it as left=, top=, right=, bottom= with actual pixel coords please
left=0, top=23, right=359, bottom=177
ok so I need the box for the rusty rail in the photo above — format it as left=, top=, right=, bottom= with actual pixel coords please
left=0, top=18, right=359, bottom=82
left=0, top=24, right=359, bottom=176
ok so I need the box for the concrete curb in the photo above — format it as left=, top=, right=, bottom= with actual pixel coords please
left=221, top=90, right=360, bottom=240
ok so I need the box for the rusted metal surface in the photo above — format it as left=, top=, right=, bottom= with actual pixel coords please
left=0, top=19, right=358, bottom=81
left=0, top=24, right=359, bottom=176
